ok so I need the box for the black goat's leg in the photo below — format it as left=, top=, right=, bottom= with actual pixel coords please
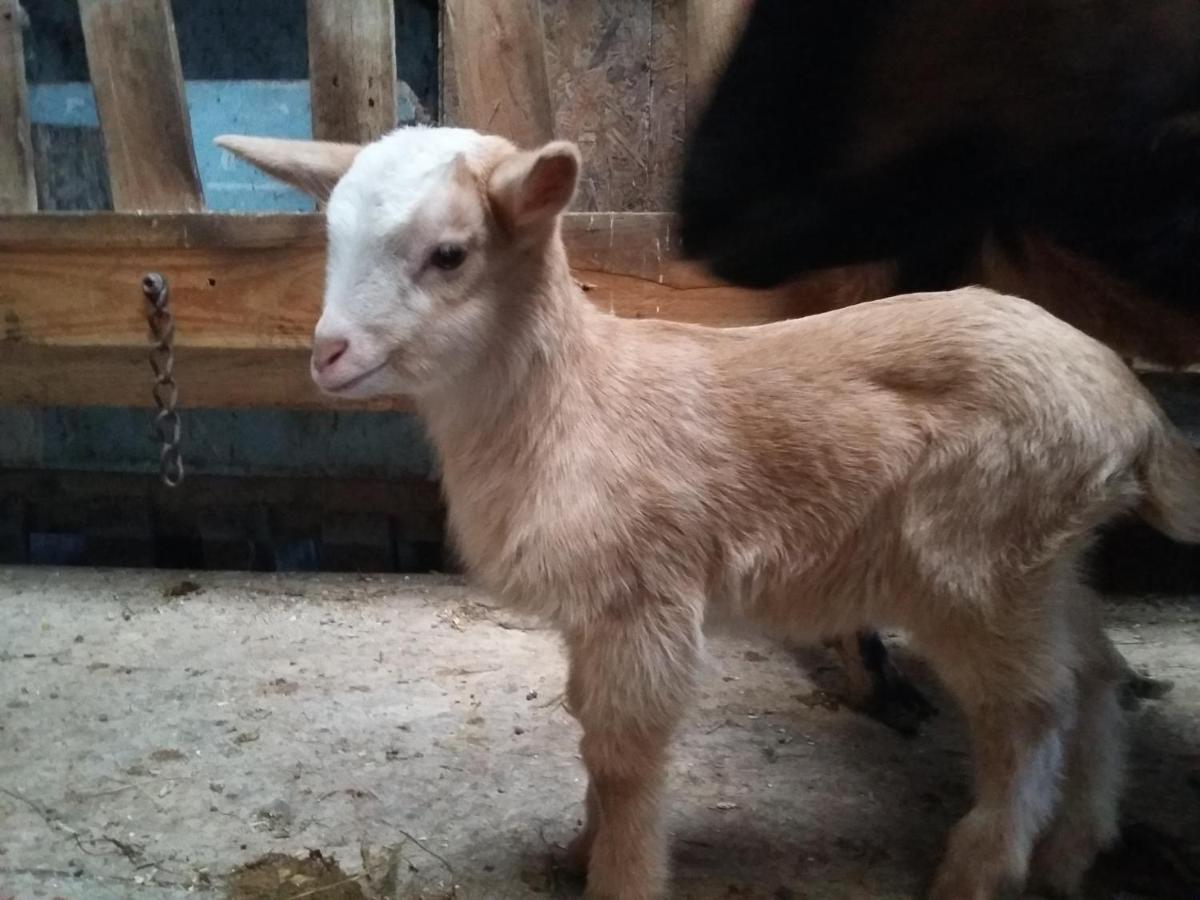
left=832, top=631, right=1169, bottom=724
left=828, top=629, right=937, bottom=736
left=1117, top=654, right=1174, bottom=710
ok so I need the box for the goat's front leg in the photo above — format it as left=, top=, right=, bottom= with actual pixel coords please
left=563, top=603, right=702, bottom=900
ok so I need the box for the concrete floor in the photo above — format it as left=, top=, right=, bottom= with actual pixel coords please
left=0, top=568, right=1197, bottom=900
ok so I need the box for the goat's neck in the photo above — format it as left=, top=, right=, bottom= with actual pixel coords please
left=418, top=239, right=602, bottom=469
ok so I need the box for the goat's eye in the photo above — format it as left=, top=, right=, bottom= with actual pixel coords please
left=430, top=243, right=467, bottom=271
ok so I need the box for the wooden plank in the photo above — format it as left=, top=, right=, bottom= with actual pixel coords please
left=0, top=211, right=826, bottom=410
left=1, top=211, right=1192, bottom=410
left=0, top=212, right=810, bottom=346
left=307, top=0, right=398, bottom=143
left=79, top=0, right=203, bottom=212
left=442, top=0, right=555, bottom=147
left=541, top=0, right=653, bottom=211
left=31, top=124, right=112, bottom=211
left=0, top=0, right=36, bottom=212
left=0, top=344, right=407, bottom=410
left=647, top=0, right=688, bottom=208
left=685, top=0, right=747, bottom=128
left=0, top=496, right=27, bottom=564
left=0, top=469, right=447, bottom=570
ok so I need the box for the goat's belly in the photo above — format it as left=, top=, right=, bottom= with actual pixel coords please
left=706, top=555, right=887, bottom=642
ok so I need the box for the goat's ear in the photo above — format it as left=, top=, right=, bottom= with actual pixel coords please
left=214, top=135, right=360, bottom=202
left=488, top=141, right=581, bottom=232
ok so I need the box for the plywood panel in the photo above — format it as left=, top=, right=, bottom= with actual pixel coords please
left=542, top=0, right=653, bottom=211
left=0, top=0, right=36, bottom=212
left=685, top=0, right=746, bottom=127
left=307, top=0, right=398, bottom=143
left=647, top=0, right=687, bottom=207
left=442, top=0, right=554, bottom=147
left=79, top=0, right=203, bottom=211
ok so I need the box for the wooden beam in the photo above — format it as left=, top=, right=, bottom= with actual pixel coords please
left=0, top=0, right=36, bottom=212
left=0, top=211, right=1194, bottom=409
left=0, top=344, right=385, bottom=410
left=0, top=212, right=813, bottom=346
left=685, top=0, right=747, bottom=128
left=442, top=0, right=555, bottom=147
left=79, top=0, right=203, bottom=212
left=648, top=0, right=688, bottom=208
left=0, top=212, right=837, bottom=410
left=307, top=0, right=398, bottom=143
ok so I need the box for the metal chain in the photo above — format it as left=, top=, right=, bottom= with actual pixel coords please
left=142, top=272, right=184, bottom=488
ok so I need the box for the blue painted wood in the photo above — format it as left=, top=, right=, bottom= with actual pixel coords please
left=29, top=80, right=422, bottom=212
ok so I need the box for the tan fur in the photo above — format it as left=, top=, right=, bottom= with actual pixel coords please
left=223, top=129, right=1200, bottom=900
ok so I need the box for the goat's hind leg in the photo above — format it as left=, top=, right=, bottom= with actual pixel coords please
left=918, top=601, right=1078, bottom=900
left=1030, top=600, right=1127, bottom=896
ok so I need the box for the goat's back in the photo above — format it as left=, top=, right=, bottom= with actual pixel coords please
left=443, top=287, right=1168, bottom=635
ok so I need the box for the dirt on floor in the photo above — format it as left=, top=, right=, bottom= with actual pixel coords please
left=0, top=568, right=1197, bottom=900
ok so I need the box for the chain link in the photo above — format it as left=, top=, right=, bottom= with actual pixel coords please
left=142, top=273, right=184, bottom=488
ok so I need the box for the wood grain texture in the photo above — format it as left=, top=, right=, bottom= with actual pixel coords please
left=542, top=0, right=653, bottom=211
left=0, top=0, right=36, bottom=212
left=0, top=212, right=811, bottom=349
left=443, top=1, right=687, bottom=210
left=648, top=0, right=687, bottom=207
left=0, top=344, right=408, bottom=410
left=685, top=0, right=746, bottom=127
left=2, top=211, right=1189, bottom=410
left=307, top=0, right=398, bottom=143
left=0, top=211, right=841, bottom=409
left=442, top=0, right=555, bottom=147
left=79, top=0, right=203, bottom=212
left=31, top=124, right=112, bottom=211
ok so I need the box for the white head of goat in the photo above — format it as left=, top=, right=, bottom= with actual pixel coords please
left=216, top=127, right=581, bottom=399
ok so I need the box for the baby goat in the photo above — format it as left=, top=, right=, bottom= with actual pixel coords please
left=219, top=126, right=1200, bottom=900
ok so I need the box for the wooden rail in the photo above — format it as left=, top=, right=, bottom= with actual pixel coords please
left=0, top=212, right=873, bottom=410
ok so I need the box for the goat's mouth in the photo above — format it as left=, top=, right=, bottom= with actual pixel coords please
left=320, top=362, right=389, bottom=395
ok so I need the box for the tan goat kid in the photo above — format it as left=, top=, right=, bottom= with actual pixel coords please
left=219, top=126, right=1200, bottom=900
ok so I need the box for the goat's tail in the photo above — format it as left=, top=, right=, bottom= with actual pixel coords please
left=1139, top=424, right=1200, bottom=543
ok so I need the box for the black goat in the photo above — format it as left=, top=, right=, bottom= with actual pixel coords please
left=679, top=0, right=1200, bottom=306
left=679, top=0, right=1198, bottom=726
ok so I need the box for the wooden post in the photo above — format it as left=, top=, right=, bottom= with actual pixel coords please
left=442, top=0, right=554, bottom=148
left=79, top=0, right=203, bottom=211
left=686, top=0, right=747, bottom=129
left=307, top=0, right=398, bottom=143
left=0, top=0, right=36, bottom=212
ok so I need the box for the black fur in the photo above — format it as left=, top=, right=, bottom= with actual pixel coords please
left=678, top=0, right=1200, bottom=305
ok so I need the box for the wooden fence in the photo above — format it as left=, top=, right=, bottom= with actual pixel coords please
left=0, top=0, right=879, bottom=412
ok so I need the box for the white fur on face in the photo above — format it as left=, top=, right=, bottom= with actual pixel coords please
left=312, top=126, right=502, bottom=397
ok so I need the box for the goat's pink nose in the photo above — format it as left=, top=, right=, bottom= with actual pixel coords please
left=312, top=338, right=349, bottom=374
